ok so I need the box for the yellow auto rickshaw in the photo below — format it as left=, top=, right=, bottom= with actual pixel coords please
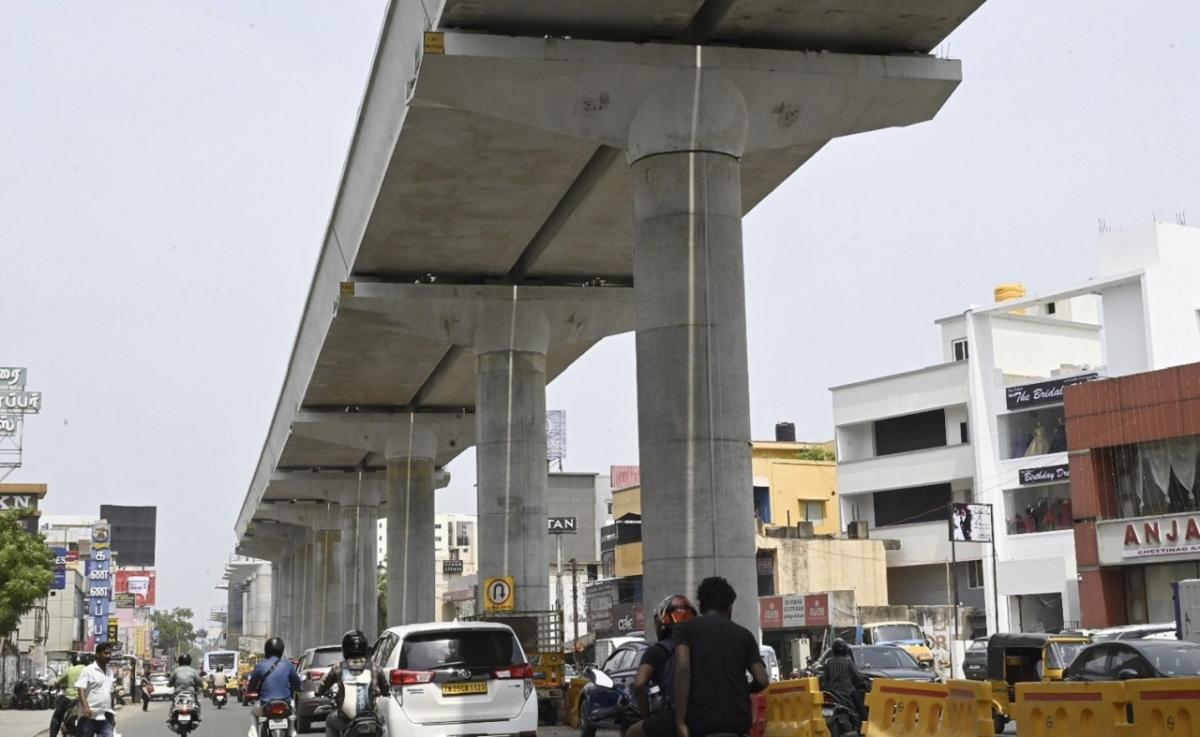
left=987, top=632, right=1090, bottom=732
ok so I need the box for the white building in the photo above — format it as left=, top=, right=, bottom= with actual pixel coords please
left=832, top=223, right=1200, bottom=636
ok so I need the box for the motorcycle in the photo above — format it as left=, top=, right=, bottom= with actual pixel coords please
left=312, top=659, right=384, bottom=737
left=168, top=692, right=201, bottom=734
left=820, top=691, right=861, bottom=737
left=251, top=699, right=297, bottom=737
left=242, top=688, right=259, bottom=707
left=579, top=668, right=645, bottom=737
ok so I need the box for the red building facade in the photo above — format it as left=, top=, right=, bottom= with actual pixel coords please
left=1066, top=362, right=1200, bottom=628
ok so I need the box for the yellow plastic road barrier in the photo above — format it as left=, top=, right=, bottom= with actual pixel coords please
left=944, top=679, right=997, bottom=737
left=1012, top=681, right=1133, bottom=737
left=863, top=678, right=948, bottom=736
left=762, top=678, right=831, bottom=737
left=1126, top=678, right=1200, bottom=737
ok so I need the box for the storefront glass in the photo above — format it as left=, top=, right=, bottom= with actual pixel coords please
left=1000, top=407, right=1068, bottom=461
left=1004, top=483, right=1072, bottom=535
left=1114, top=437, right=1200, bottom=519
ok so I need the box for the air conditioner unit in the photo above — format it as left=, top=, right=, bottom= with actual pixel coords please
left=847, top=521, right=869, bottom=540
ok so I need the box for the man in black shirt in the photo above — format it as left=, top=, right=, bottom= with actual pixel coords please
left=673, top=577, right=770, bottom=737
left=821, top=639, right=866, bottom=722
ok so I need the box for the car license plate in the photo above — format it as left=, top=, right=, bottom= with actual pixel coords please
left=269, top=719, right=289, bottom=730
left=177, top=714, right=191, bottom=722
left=821, top=707, right=834, bottom=718
left=441, top=681, right=488, bottom=696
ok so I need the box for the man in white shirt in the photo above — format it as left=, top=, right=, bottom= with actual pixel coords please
left=75, top=642, right=117, bottom=737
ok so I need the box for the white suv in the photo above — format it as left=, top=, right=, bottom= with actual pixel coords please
left=372, top=622, right=538, bottom=737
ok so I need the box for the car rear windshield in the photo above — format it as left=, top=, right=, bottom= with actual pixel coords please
left=399, top=630, right=521, bottom=671
left=871, top=625, right=923, bottom=643
left=310, top=649, right=341, bottom=667
left=855, top=648, right=918, bottom=670
left=1144, top=645, right=1200, bottom=676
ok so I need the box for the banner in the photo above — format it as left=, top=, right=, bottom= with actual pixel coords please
left=89, top=523, right=111, bottom=643
left=51, top=547, right=67, bottom=590
left=115, top=569, right=156, bottom=607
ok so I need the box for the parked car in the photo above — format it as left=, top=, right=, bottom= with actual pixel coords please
left=295, top=644, right=342, bottom=733
left=1091, top=623, right=1178, bottom=641
left=1064, top=640, right=1200, bottom=681
left=149, top=674, right=173, bottom=701
left=962, top=637, right=988, bottom=681
left=372, top=622, right=538, bottom=737
left=579, top=640, right=651, bottom=737
left=814, top=645, right=938, bottom=684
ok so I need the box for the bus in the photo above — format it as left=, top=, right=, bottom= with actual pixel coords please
left=202, top=650, right=239, bottom=678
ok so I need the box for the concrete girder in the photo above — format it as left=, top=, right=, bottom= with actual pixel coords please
left=289, top=411, right=474, bottom=467
left=255, top=502, right=345, bottom=531
left=415, top=32, right=961, bottom=160
left=336, top=282, right=635, bottom=354
left=264, top=470, right=388, bottom=505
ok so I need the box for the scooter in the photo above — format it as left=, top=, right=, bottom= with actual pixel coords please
left=251, top=699, right=297, bottom=737
left=819, top=691, right=861, bottom=737
left=212, top=687, right=228, bottom=709
left=168, top=692, right=201, bottom=734
left=580, top=668, right=645, bottom=737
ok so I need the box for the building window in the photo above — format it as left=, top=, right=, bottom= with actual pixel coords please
left=1046, top=302, right=1057, bottom=315
left=756, top=551, right=776, bottom=596
left=952, top=339, right=969, bottom=362
left=960, top=422, right=969, bottom=444
left=1112, top=438, right=1200, bottom=518
left=801, top=501, right=825, bottom=524
left=1004, top=483, right=1072, bottom=535
left=873, top=409, right=948, bottom=456
left=435, top=536, right=442, bottom=543
left=449, top=549, right=459, bottom=561
left=966, top=560, right=984, bottom=589
left=873, top=483, right=952, bottom=527
left=607, top=502, right=613, bottom=515
left=1000, top=407, right=1067, bottom=460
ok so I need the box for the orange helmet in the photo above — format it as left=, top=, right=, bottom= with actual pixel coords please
left=654, top=594, right=698, bottom=638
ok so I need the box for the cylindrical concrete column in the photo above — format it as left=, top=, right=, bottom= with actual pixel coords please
left=275, top=550, right=295, bottom=647
left=226, top=582, right=244, bottom=652
left=476, top=349, right=550, bottom=612
left=341, top=502, right=379, bottom=638
left=387, top=456, right=436, bottom=625
left=313, top=523, right=344, bottom=646
left=630, top=149, right=759, bottom=634
left=294, top=540, right=314, bottom=652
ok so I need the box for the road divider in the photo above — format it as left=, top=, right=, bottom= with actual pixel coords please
left=1125, top=679, right=1200, bottom=737
left=762, top=678, right=830, bottom=737
left=863, top=678, right=947, bottom=736
left=1011, top=681, right=1132, bottom=737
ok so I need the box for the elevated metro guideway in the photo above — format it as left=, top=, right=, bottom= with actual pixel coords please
left=233, top=0, right=984, bottom=648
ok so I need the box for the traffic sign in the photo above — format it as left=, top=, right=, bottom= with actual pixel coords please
left=484, top=576, right=515, bottom=612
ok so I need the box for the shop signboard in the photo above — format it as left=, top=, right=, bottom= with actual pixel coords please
left=1098, top=513, right=1200, bottom=564
left=116, top=569, right=157, bottom=607
left=1019, top=464, right=1071, bottom=485
left=805, top=594, right=830, bottom=627
left=89, top=522, right=111, bottom=643
left=759, top=596, right=783, bottom=630
left=1005, top=373, right=1098, bottom=410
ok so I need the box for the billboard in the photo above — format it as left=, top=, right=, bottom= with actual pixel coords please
left=949, top=503, right=994, bottom=543
left=51, top=547, right=67, bottom=590
left=99, top=505, right=157, bottom=567
left=89, top=522, right=112, bottom=643
left=116, top=569, right=157, bottom=607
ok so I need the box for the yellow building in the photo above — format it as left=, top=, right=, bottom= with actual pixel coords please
left=751, top=441, right=840, bottom=536
left=607, top=439, right=840, bottom=577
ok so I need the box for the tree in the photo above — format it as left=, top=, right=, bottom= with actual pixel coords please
left=151, top=607, right=197, bottom=661
left=0, top=511, right=55, bottom=636
left=794, top=446, right=835, bottom=462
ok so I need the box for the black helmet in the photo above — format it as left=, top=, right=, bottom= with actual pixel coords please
left=265, top=637, right=286, bottom=658
left=832, top=638, right=849, bottom=656
left=178, top=654, right=192, bottom=666
left=342, top=630, right=370, bottom=660
left=79, top=653, right=95, bottom=665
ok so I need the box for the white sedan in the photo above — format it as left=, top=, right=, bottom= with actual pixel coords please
left=149, top=674, right=174, bottom=701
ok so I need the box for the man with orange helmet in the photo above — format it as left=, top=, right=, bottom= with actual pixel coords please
left=626, top=594, right=698, bottom=737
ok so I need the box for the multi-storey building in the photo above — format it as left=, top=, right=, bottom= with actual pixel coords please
left=832, top=223, right=1200, bottom=636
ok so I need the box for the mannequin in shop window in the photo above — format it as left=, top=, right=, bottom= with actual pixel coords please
left=1025, top=422, right=1051, bottom=457
left=1049, top=417, right=1067, bottom=453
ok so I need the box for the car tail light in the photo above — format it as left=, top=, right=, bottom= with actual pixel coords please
left=493, top=663, right=533, bottom=680
left=307, top=670, right=324, bottom=681
left=267, top=701, right=290, bottom=718
left=390, top=669, right=435, bottom=686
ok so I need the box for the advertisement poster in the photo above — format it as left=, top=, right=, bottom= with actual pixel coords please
left=89, top=522, right=112, bottom=643
left=116, top=569, right=157, bottom=607
left=51, top=547, right=67, bottom=590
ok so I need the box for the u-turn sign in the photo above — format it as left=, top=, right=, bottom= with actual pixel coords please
left=484, top=576, right=515, bottom=612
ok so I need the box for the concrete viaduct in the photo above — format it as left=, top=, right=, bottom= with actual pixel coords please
left=231, top=0, right=983, bottom=651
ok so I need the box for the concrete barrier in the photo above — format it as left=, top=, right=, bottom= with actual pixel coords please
left=943, top=679, right=997, bottom=737
left=863, top=679, right=948, bottom=736
left=762, top=678, right=831, bottom=737
left=1012, top=681, right=1133, bottom=737
left=1126, top=678, right=1200, bottom=737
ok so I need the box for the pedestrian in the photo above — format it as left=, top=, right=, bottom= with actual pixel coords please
left=140, top=666, right=154, bottom=711
left=75, top=642, right=118, bottom=737
left=672, top=576, right=770, bottom=737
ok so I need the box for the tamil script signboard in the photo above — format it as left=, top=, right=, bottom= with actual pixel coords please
left=0, top=368, right=26, bottom=388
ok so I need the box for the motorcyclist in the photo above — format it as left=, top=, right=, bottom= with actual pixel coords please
left=626, top=594, right=698, bottom=737
left=315, top=630, right=390, bottom=737
left=168, top=654, right=204, bottom=725
left=211, top=666, right=229, bottom=704
left=49, top=653, right=92, bottom=737
left=247, top=637, right=302, bottom=730
left=822, top=638, right=867, bottom=723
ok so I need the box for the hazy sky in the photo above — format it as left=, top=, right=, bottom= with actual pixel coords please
left=4, top=1, right=1199, bottom=625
